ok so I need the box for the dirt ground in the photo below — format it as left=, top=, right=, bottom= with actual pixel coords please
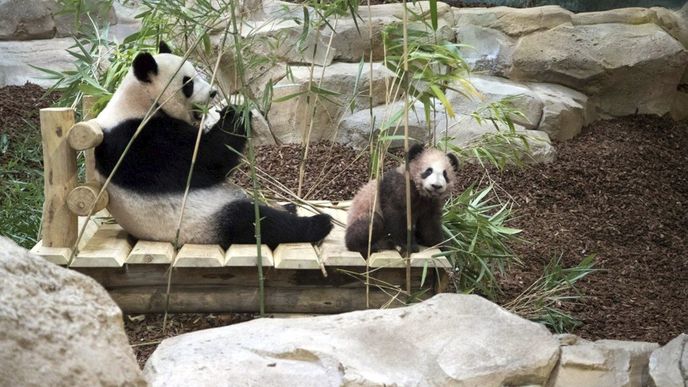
left=3, top=84, right=686, bottom=367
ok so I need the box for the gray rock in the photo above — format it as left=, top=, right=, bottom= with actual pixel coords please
left=0, top=38, right=74, bottom=87
left=509, top=23, right=688, bottom=117
left=446, top=74, right=544, bottom=129
left=649, top=333, right=688, bottom=387
left=548, top=339, right=659, bottom=387
left=0, top=237, right=145, bottom=386
left=453, top=6, right=573, bottom=37
left=144, top=294, right=560, bottom=386
left=456, top=25, right=515, bottom=76
left=0, top=0, right=56, bottom=40
left=528, top=82, right=591, bottom=141
left=337, top=99, right=434, bottom=148
left=263, top=62, right=396, bottom=144
left=439, top=114, right=556, bottom=164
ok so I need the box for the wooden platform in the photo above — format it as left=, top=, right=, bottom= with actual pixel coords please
left=31, top=201, right=451, bottom=314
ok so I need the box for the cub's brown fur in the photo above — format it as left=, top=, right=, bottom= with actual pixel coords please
left=345, top=144, right=459, bottom=256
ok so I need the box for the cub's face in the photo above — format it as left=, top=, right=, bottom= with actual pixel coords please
left=132, top=43, right=217, bottom=124
left=407, top=144, right=460, bottom=198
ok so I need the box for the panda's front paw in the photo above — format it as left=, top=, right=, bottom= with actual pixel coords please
left=398, top=242, right=420, bottom=256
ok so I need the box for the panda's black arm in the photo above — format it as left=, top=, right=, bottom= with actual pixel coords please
left=197, top=106, right=248, bottom=175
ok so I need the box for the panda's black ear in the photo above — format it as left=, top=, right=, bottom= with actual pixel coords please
left=159, top=41, right=172, bottom=54
left=133, top=52, right=158, bottom=83
left=407, top=143, right=425, bottom=163
left=448, top=153, right=460, bottom=172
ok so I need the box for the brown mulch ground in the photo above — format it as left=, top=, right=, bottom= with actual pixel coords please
left=3, top=84, right=686, bottom=367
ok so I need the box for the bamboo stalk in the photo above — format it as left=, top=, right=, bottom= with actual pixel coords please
left=401, top=0, right=412, bottom=294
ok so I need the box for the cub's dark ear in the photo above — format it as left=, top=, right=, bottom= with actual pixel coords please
left=448, top=153, right=460, bottom=172
left=159, top=41, right=172, bottom=54
left=133, top=52, right=158, bottom=83
left=407, top=143, right=425, bottom=163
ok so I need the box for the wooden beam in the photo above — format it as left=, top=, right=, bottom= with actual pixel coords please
left=40, top=107, right=78, bottom=248
left=107, top=286, right=420, bottom=314
left=30, top=241, right=72, bottom=265
left=81, top=96, right=98, bottom=182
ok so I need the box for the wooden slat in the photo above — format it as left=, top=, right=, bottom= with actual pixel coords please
left=410, top=248, right=451, bottom=268
left=71, top=223, right=131, bottom=267
left=126, top=241, right=175, bottom=264
left=174, top=244, right=225, bottom=267
left=273, top=243, right=320, bottom=269
left=225, top=244, right=274, bottom=266
left=368, top=249, right=405, bottom=268
left=319, top=242, right=366, bottom=266
left=30, top=241, right=72, bottom=265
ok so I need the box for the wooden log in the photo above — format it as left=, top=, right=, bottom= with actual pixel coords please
left=67, top=119, right=103, bottom=151
left=225, top=244, right=274, bottom=266
left=175, top=244, right=225, bottom=267
left=71, top=223, right=132, bottom=267
left=40, top=107, right=78, bottom=248
left=107, top=285, right=419, bottom=314
left=126, top=241, right=175, bottom=264
left=81, top=96, right=99, bottom=182
left=66, top=182, right=109, bottom=216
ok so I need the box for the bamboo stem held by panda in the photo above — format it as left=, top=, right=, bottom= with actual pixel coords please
left=40, top=108, right=78, bottom=248
left=81, top=95, right=99, bottom=181
left=67, top=182, right=109, bottom=216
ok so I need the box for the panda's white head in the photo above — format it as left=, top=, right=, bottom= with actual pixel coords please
left=407, top=144, right=460, bottom=199
left=99, top=42, right=217, bottom=128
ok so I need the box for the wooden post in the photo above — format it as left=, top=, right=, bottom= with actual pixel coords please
left=40, top=108, right=78, bottom=248
left=82, top=96, right=98, bottom=182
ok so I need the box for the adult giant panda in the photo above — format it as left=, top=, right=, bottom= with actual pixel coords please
left=94, top=42, right=333, bottom=248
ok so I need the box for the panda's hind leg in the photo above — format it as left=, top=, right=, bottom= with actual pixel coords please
left=216, top=200, right=333, bottom=249
left=345, top=214, right=386, bottom=257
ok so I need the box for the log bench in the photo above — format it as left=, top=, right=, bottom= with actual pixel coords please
left=30, top=102, right=451, bottom=314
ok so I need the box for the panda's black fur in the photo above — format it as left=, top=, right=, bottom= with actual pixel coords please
left=345, top=144, right=459, bottom=256
left=94, top=43, right=333, bottom=249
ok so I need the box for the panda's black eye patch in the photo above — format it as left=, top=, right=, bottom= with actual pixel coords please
left=443, top=170, right=449, bottom=182
left=421, top=168, right=433, bottom=179
left=182, top=76, right=194, bottom=98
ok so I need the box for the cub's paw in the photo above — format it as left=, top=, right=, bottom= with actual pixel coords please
left=398, top=242, right=420, bottom=256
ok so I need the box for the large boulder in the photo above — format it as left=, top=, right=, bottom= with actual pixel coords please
left=509, top=23, right=688, bottom=117
left=0, top=0, right=116, bottom=41
left=262, top=62, right=396, bottom=144
left=144, top=294, right=560, bottom=386
left=528, top=82, right=592, bottom=141
left=455, top=24, right=515, bottom=76
left=548, top=338, right=659, bottom=387
left=0, top=38, right=74, bottom=87
left=0, top=237, right=145, bottom=386
left=453, top=6, right=573, bottom=37
left=446, top=74, right=544, bottom=129
left=648, top=333, right=688, bottom=387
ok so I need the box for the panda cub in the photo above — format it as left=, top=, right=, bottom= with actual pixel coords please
left=94, top=42, right=333, bottom=248
left=345, top=144, right=459, bottom=256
